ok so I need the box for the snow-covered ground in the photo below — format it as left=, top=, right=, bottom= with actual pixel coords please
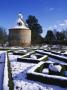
left=8, top=52, right=67, bottom=90
left=0, top=63, right=4, bottom=90
left=0, top=51, right=5, bottom=63
left=0, top=51, right=6, bottom=90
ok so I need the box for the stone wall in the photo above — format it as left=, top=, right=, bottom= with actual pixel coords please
left=9, top=29, right=31, bottom=47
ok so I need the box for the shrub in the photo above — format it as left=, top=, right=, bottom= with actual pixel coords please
left=35, top=63, right=44, bottom=73
left=27, top=62, right=67, bottom=87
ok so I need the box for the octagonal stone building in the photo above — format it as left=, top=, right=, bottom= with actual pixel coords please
left=9, top=14, right=31, bottom=47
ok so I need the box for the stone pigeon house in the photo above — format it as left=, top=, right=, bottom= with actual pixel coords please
left=9, top=13, right=31, bottom=47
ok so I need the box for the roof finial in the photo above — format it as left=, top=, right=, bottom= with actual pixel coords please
left=18, top=13, right=23, bottom=19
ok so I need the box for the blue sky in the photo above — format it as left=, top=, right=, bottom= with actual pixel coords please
left=0, top=0, right=67, bottom=36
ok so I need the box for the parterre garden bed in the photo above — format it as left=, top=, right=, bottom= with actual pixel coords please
left=17, top=51, right=48, bottom=63
left=27, top=61, right=67, bottom=87
left=36, top=50, right=67, bottom=63
left=12, top=49, right=28, bottom=55
left=6, top=47, right=67, bottom=89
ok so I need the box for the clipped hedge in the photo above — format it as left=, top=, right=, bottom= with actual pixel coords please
left=49, top=55, right=67, bottom=63
left=17, top=55, right=48, bottom=63
left=35, top=63, right=44, bottom=73
left=13, top=52, right=25, bottom=55
left=27, top=62, right=67, bottom=87
left=27, top=72, right=67, bottom=87
left=36, top=50, right=67, bottom=63
left=7, top=53, right=14, bottom=90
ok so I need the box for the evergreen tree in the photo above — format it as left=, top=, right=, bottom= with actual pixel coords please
left=0, top=27, right=8, bottom=46
left=45, top=30, right=56, bottom=44
left=26, top=15, right=43, bottom=44
left=56, top=31, right=65, bottom=41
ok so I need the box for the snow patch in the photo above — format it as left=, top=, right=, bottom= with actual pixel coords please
left=42, top=68, right=49, bottom=74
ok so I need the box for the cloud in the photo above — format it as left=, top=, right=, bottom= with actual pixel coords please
left=47, top=19, right=67, bottom=30
left=53, top=25, right=57, bottom=28
left=49, top=8, right=54, bottom=11
left=64, top=20, right=67, bottom=24
left=59, top=23, right=65, bottom=27
left=59, top=19, right=67, bottom=27
left=48, top=26, right=53, bottom=30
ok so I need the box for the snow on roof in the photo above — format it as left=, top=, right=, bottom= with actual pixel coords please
left=10, top=13, right=29, bottom=29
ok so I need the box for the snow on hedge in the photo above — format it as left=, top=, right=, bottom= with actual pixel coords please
left=8, top=51, right=67, bottom=90
left=27, top=61, right=67, bottom=80
left=3, top=52, right=9, bottom=90
left=49, top=64, right=62, bottom=72
left=14, top=49, right=27, bottom=53
left=36, top=50, right=67, bottom=62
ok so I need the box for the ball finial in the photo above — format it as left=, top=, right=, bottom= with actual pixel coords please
left=18, top=13, right=23, bottom=19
